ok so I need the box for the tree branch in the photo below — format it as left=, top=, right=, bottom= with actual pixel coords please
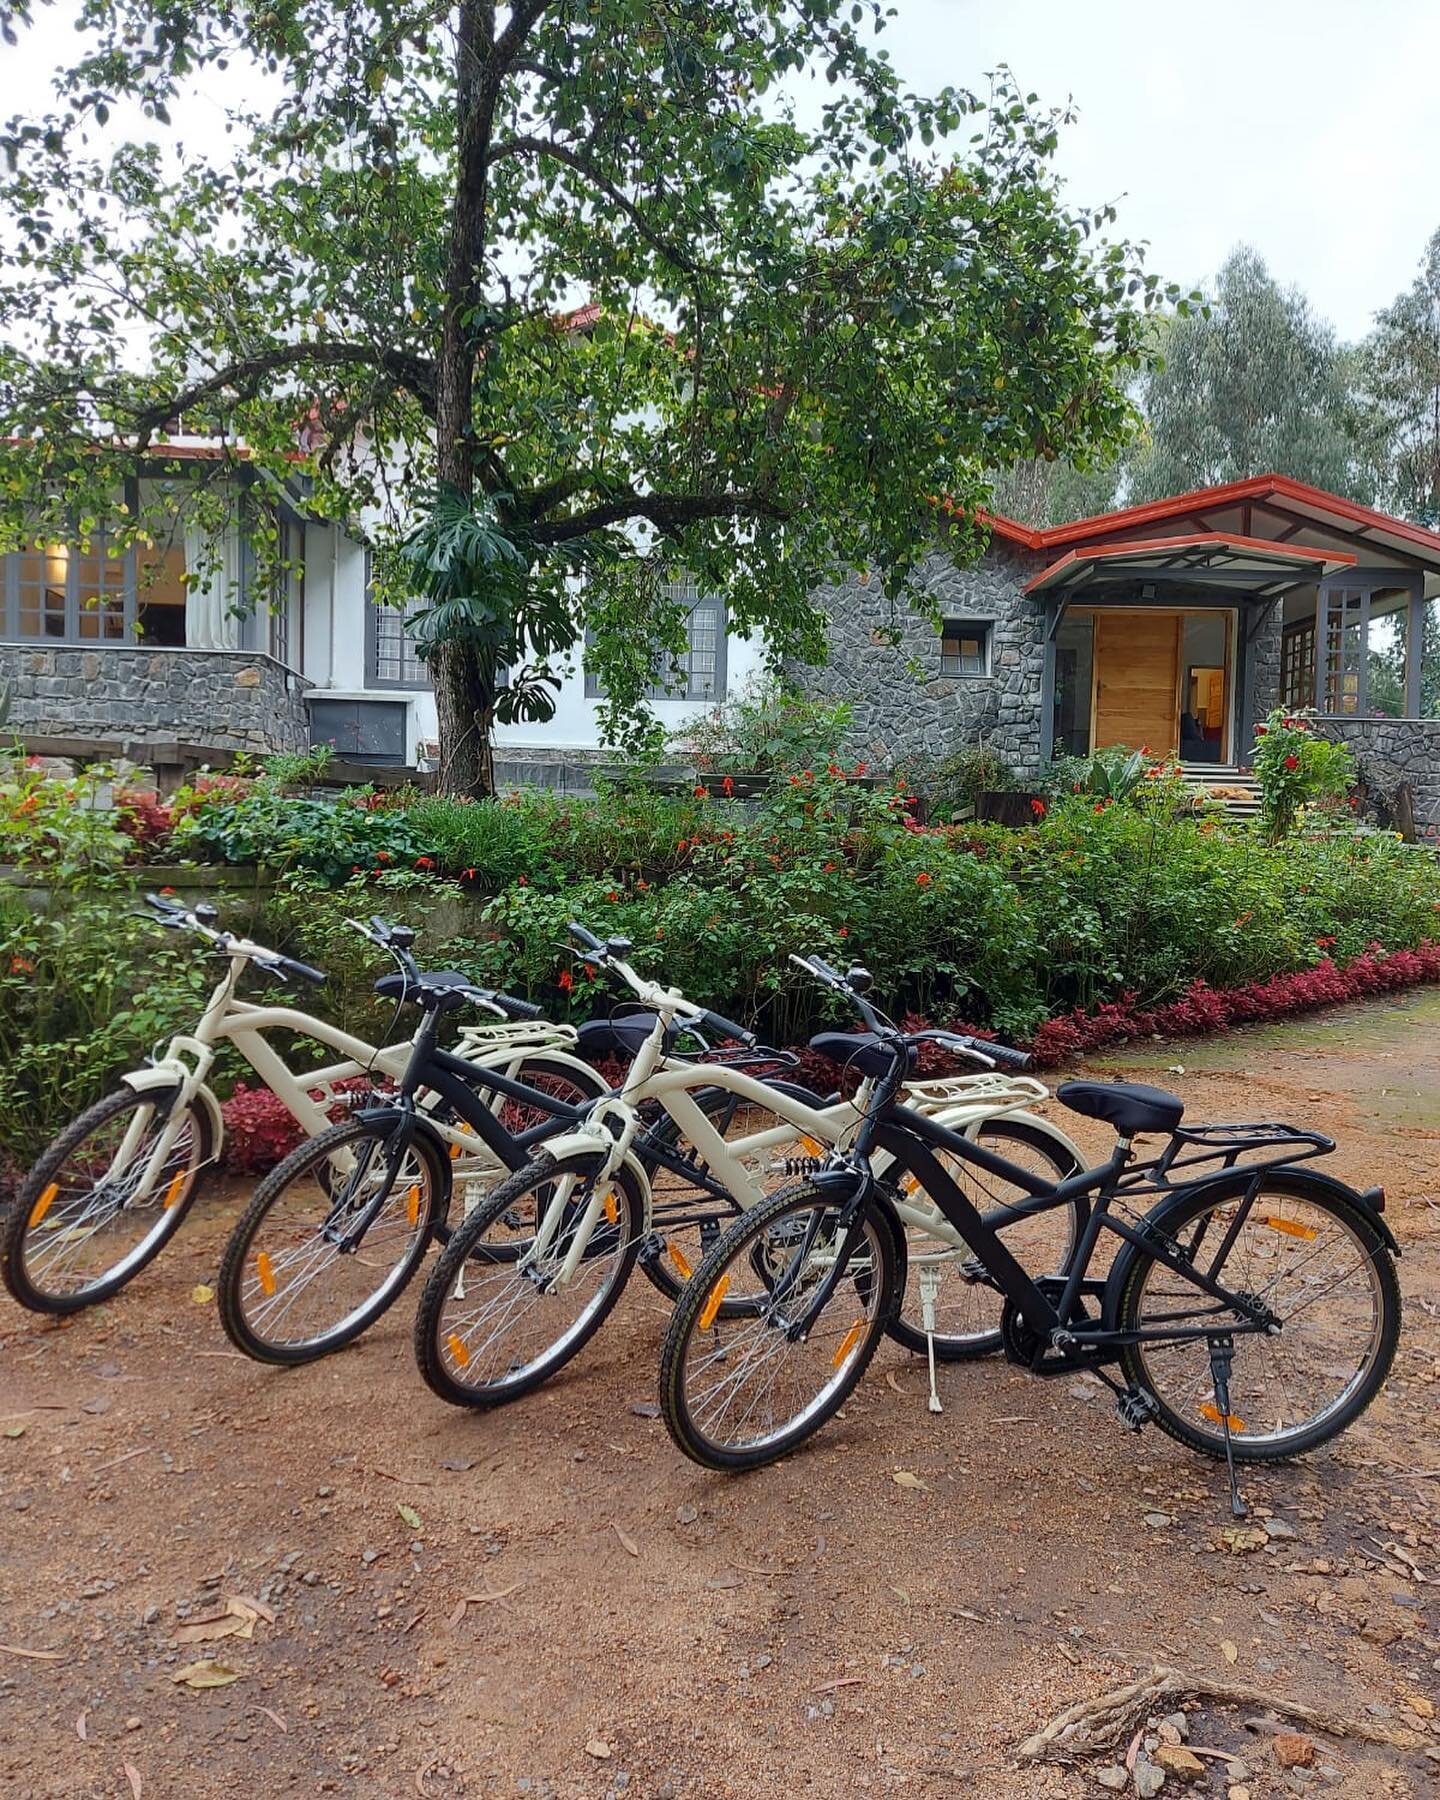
left=487, top=134, right=702, bottom=276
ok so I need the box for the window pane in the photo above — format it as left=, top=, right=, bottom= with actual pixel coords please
left=71, top=534, right=128, bottom=640
left=16, top=544, right=68, bottom=638
left=939, top=618, right=989, bottom=676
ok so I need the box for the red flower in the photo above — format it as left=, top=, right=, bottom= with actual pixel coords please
left=414, top=855, right=435, bottom=870
left=1315, top=935, right=1336, bottom=949
left=838, top=926, right=849, bottom=937
left=376, top=851, right=392, bottom=863
left=1283, top=754, right=1300, bottom=771
left=606, top=890, right=619, bottom=903
left=721, top=775, right=735, bottom=797
left=693, top=785, right=708, bottom=798
left=518, top=875, right=528, bottom=886
left=1093, top=802, right=1105, bottom=814
left=1255, top=725, right=1268, bottom=737
left=802, top=770, right=814, bottom=782
left=160, top=885, right=176, bottom=895
left=826, top=763, right=842, bottom=777
left=1072, top=783, right=1082, bottom=794
left=1348, top=796, right=1359, bottom=809
left=916, top=871, right=932, bottom=887
left=823, top=861, right=837, bottom=873
left=853, top=761, right=867, bottom=776
left=1030, top=798, right=1046, bottom=818
left=9, top=955, right=34, bottom=974
left=1295, top=719, right=1310, bottom=730
left=351, top=864, right=361, bottom=874
left=462, top=866, right=478, bottom=881
left=637, top=878, right=649, bottom=890
left=557, top=968, right=574, bottom=992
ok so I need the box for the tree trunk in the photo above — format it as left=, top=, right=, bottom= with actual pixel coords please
left=432, top=640, right=496, bottom=796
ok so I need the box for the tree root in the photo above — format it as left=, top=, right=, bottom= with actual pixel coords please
left=1015, top=1665, right=1430, bottom=1764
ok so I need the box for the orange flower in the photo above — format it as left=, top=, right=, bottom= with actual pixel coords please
left=557, top=967, right=574, bottom=991
left=721, top=775, right=735, bottom=797
left=916, top=871, right=932, bottom=887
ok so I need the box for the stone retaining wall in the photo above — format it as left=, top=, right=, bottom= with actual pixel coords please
left=1318, top=717, right=1440, bottom=839
left=0, top=644, right=311, bottom=754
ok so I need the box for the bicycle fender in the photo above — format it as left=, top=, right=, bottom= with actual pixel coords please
left=962, top=1107, right=1084, bottom=1171
left=352, top=1106, right=455, bottom=1222
left=121, top=1067, right=225, bottom=1160
left=527, top=1140, right=654, bottom=1234
left=1101, top=1161, right=1400, bottom=1332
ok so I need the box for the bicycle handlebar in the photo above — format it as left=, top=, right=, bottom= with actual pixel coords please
left=695, top=1008, right=758, bottom=1049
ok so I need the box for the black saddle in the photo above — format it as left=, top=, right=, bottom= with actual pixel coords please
left=576, top=1011, right=664, bottom=1059
left=1056, top=1080, right=1184, bottom=1136
left=807, top=1031, right=914, bottom=1082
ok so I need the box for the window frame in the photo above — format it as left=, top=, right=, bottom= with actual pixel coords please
left=3, top=515, right=139, bottom=646
left=584, top=580, right=728, bottom=703
left=939, top=616, right=993, bottom=678
left=365, top=555, right=432, bottom=691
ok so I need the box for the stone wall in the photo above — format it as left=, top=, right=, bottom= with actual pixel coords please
left=0, top=645, right=310, bottom=754
left=789, top=544, right=1048, bottom=779
left=1317, top=717, right=1440, bottom=839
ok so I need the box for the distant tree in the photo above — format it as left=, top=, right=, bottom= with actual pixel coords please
left=1127, top=247, right=1370, bottom=504
left=984, top=455, right=1121, bottom=527
left=1358, top=227, right=1440, bottom=525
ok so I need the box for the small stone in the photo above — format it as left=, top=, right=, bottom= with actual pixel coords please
left=1160, top=1712, right=1188, bottom=1742
left=753, top=1654, right=773, bottom=1670
left=316, top=1486, right=334, bottom=1499
left=675, top=1504, right=698, bottom=1526
left=1154, top=1745, right=1205, bottom=1782
left=1134, top=1759, right=1166, bottom=1798
left=1095, top=1768, right=1128, bottom=1792
left=1262, top=1518, right=1298, bottom=1541
left=585, top=1740, right=612, bottom=1761
left=362, top=1550, right=380, bottom=1566
left=1143, top=1512, right=1175, bottom=1530
left=125, top=1717, right=141, bottom=1732
left=1225, top=1761, right=1249, bottom=1782
left=1229, top=1789, right=1251, bottom=1800
left=302, top=1570, right=320, bottom=1587
left=1273, top=1733, right=1316, bottom=1769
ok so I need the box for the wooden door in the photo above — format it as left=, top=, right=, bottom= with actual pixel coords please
left=1092, top=612, right=1180, bottom=756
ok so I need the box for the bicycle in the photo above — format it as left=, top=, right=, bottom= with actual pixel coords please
left=658, top=954, right=1401, bottom=1513
left=0, top=895, right=599, bottom=1315
left=411, top=924, right=1084, bottom=1411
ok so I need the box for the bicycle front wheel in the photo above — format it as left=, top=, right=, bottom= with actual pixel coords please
left=1115, top=1174, right=1401, bottom=1462
left=217, top=1116, right=445, bottom=1364
left=414, top=1150, right=645, bottom=1408
left=658, top=1178, right=901, bottom=1472
left=2, top=1084, right=212, bottom=1313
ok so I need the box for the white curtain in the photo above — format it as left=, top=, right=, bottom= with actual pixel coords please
left=183, top=508, right=244, bottom=649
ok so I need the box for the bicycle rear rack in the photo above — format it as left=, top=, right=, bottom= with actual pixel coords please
left=1151, top=1120, right=1334, bottom=1183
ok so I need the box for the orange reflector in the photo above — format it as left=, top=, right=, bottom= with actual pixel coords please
left=799, top=1135, right=824, bottom=1156
left=668, top=1241, right=694, bottom=1280
left=406, top=1184, right=421, bottom=1228
left=603, top=1188, right=618, bottom=1225
left=1261, top=1216, right=1319, bottom=1241
left=832, top=1320, right=865, bottom=1367
left=29, top=1182, right=59, bottom=1228
left=1199, top=1401, right=1247, bottom=1432
left=163, top=1170, right=187, bottom=1210
left=256, top=1251, right=276, bottom=1297
left=449, top=1142, right=462, bottom=1161
left=446, top=1333, right=471, bottom=1369
left=698, top=1275, right=731, bottom=1331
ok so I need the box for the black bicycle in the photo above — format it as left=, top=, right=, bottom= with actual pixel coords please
left=217, top=924, right=826, bottom=1366
left=659, top=954, right=1402, bottom=1509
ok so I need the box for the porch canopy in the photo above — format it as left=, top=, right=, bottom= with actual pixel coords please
left=1023, top=533, right=1356, bottom=601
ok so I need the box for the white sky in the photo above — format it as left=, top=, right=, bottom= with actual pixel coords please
left=5, top=0, right=1439, bottom=341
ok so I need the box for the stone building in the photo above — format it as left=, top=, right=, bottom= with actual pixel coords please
left=793, top=474, right=1440, bottom=833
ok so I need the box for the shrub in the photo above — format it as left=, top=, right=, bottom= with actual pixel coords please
left=1252, top=708, right=1355, bottom=839
left=918, top=743, right=1017, bottom=821
left=1, top=757, right=134, bottom=875
left=173, top=785, right=430, bottom=885
left=673, top=678, right=854, bottom=777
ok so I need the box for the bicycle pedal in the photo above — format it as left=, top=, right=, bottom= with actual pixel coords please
left=1115, top=1387, right=1158, bottom=1433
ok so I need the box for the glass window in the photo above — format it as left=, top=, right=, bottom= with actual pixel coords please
left=939, top=618, right=991, bottom=676
left=1052, top=611, right=1094, bottom=757
left=367, top=555, right=430, bottom=689
left=1281, top=620, right=1315, bottom=711
left=16, top=543, right=69, bottom=639
left=585, top=578, right=728, bottom=702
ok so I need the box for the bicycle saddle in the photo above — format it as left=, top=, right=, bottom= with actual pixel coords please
left=807, top=1031, right=914, bottom=1082
left=576, top=1011, right=663, bottom=1057
left=1056, top=1080, right=1184, bottom=1136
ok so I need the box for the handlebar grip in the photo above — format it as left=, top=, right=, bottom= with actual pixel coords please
left=984, top=1040, right=1031, bottom=1070
left=699, top=1009, right=758, bottom=1048
left=144, top=891, right=185, bottom=915
left=495, top=992, right=543, bottom=1022
left=277, top=956, right=328, bottom=987
left=809, top=956, right=841, bottom=982
left=568, top=922, right=605, bottom=954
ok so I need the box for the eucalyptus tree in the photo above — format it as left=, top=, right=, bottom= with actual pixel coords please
left=1, top=0, right=1176, bottom=792
left=1359, top=227, right=1440, bottom=526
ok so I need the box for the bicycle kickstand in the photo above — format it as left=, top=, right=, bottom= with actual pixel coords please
left=1208, top=1334, right=1247, bottom=1520
left=918, top=1266, right=944, bottom=1415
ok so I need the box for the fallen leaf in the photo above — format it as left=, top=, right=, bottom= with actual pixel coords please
left=3, top=1424, right=26, bottom=1439
left=1221, top=1638, right=1239, bottom=1664
left=891, top=1470, right=927, bottom=1492
left=226, top=1594, right=275, bottom=1625
left=190, top=1285, right=214, bottom=1305
left=253, top=1705, right=288, bottom=1734
left=123, top=1761, right=143, bottom=1800
left=1402, top=1692, right=1435, bottom=1720
left=172, top=1659, right=242, bottom=1690
left=612, top=1523, right=639, bottom=1558
left=396, top=1503, right=423, bottom=1532
left=0, top=1643, right=64, bottom=1661
left=890, top=1585, right=911, bottom=1605
left=885, top=1372, right=906, bottom=1395
left=585, top=1740, right=612, bottom=1761
left=1218, top=1525, right=1267, bottom=1554
left=75, top=1710, right=88, bottom=1741
left=446, top=1597, right=469, bottom=1630
left=174, top=1612, right=250, bottom=1645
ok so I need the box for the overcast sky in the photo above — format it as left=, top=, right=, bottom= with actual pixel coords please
left=5, top=0, right=1438, bottom=342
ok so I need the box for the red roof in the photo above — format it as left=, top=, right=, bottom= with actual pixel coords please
left=981, top=473, right=1440, bottom=562
left=1022, top=532, right=1356, bottom=595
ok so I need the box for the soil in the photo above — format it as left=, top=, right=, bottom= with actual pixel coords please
left=3, top=989, right=1440, bottom=1800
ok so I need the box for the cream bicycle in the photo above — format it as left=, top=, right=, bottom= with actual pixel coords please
left=0, top=895, right=602, bottom=1314
left=412, top=924, right=1085, bottom=1410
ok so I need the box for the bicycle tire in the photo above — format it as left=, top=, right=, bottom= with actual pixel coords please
left=658, top=1176, right=902, bottom=1472
left=2, top=1084, right=212, bottom=1313
left=413, top=1149, right=645, bottom=1407
left=217, top=1114, right=447, bottom=1364
left=1114, top=1172, right=1401, bottom=1462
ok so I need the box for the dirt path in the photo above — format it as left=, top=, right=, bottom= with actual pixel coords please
left=3, top=991, right=1440, bottom=1799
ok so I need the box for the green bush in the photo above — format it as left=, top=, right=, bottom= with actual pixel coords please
left=172, top=786, right=429, bottom=884
left=915, top=743, right=1017, bottom=821
left=673, top=678, right=854, bottom=777
left=1251, top=708, right=1355, bottom=839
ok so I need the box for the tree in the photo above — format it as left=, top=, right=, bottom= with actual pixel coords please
left=1126, top=246, right=1370, bottom=505
left=0, top=1, right=1174, bottom=793
left=1358, top=227, right=1440, bottom=525
left=984, top=455, right=1121, bottom=528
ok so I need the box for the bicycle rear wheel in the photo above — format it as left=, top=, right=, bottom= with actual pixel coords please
left=413, top=1150, right=645, bottom=1407
left=217, top=1115, right=445, bottom=1364
left=658, top=1178, right=901, bottom=1472
left=1115, top=1173, right=1401, bottom=1462
left=2, top=1084, right=212, bottom=1313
